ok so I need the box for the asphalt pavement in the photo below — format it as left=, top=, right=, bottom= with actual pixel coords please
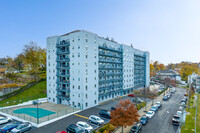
left=141, top=88, right=185, bottom=133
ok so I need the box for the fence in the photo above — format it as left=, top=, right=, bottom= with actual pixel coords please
left=0, top=102, right=80, bottom=124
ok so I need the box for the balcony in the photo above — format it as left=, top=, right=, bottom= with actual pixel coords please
left=99, top=59, right=122, bottom=64
left=99, top=78, right=123, bottom=83
left=56, top=95, right=70, bottom=100
left=56, top=65, right=70, bottom=69
left=57, top=58, right=70, bottom=62
left=99, top=84, right=122, bottom=90
left=56, top=88, right=70, bottom=92
left=99, top=72, right=123, bottom=76
left=56, top=50, right=70, bottom=54
left=56, top=41, right=70, bottom=48
left=99, top=46, right=123, bottom=53
left=57, top=73, right=70, bottom=77
left=99, top=66, right=123, bottom=70
left=99, top=52, right=122, bottom=58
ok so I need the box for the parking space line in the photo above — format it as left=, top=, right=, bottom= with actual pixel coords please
left=74, top=114, right=89, bottom=119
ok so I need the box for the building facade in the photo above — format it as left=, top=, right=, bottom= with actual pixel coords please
left=47, top=30, right=150, bottom=109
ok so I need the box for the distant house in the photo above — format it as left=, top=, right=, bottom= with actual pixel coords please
left=0, top=65, right=6, bottom=74
left=195, top=76, right=200, bottom=92
left=188, top=72, right=199, bottom=84
left=5, top=67, right=19, bottom=74
left=156, top=69, right=180, bottom=80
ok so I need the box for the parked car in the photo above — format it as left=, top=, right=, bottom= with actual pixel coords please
left=176, top=111, right=182, bottom=117
left=66, top=124, right=84, bottom=133
left=167, top=94, right=171, bottom=98
left=146, top=111, right=155, bottom=118
left=155, top=101, right=162, bottom=108
left=99, top=110, right=110, bottom=119
left=129, top=123, right=142, bottom=133
left=171, top=88, right=176, bottom=93
left=0, top=117, right=12, bottom=125
left=181, top=99, right=186, bottom=104
left=133, top=98, right=144, bottom=103
left=0, top=123, right=20, bottom=133
left=140, top=115, right=148, bottom=125
left=76, top=121, right=93, bottom=133
left=128, top=94, right=135, bottom=97
left=180, top=102, right=186, bottom=106
left=172, top=115, right=180, bottom=126
left=88, top=115, right=104, bottom=125
left=184, top=93, right=188, bottom=96
left=11, top=122, right=32, bottom=133
left=150, top=105, right=158, bottom=112
left=183, top=96, right=188, bottom=101
left=56, top=131, right=67, bottom=133
left=163, top=95, right=168, bottom=101
left=178, top=106, right=183, bottom=111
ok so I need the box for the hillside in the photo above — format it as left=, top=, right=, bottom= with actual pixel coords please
left=0, top=80, right=46, bottom=107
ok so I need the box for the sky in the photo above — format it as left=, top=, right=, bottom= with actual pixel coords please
left=0, top=0, right=200, bottom=65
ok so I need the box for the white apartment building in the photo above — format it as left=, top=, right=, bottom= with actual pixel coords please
left=47, top=30, right=150, bottom=109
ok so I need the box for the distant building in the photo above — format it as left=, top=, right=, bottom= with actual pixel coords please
left=188, top=72, right=199, bottom=84
left=46, top=30, right=150, bottom=109
left=0, top=65, right=6, bottom=74
left=195, top=76, right=200, bottom=92
left=156, top=69, right=179, bottom=80
left=5, top=67, right=19, bottom=74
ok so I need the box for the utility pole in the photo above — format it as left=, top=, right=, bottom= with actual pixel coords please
left=195, top=93, right=198, bottom=133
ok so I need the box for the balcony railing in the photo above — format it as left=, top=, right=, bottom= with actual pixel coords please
left=57, top=58, right=70, bottom=62
left=56, top=95, right=70, bottom=100
left=99, top=46, right=123, bottom=53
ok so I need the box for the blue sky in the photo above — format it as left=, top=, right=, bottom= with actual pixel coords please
left=0, top=0, right=200, bottom=65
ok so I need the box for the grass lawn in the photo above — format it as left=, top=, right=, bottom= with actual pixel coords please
left=0, top=80, right=46, bottom=107
left=181, top=93, right=200, bottom=133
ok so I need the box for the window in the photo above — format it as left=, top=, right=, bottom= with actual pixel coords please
left=78, top=46, right=80, bottom=49
left=78, top=53, right=80, bottom=57
left=86, top=55, right=88, bottom=59
left=85, top=94, right=87, bottom=99
left=94, top=70, right=96, bottom=73
left=85, top=86, right=88, bottom=91
left=86, top=38, right=88, bottom=42
left=86, top=63, right=88, bottom=67
left=78, top=86, right=80, bottom=89
left=53, top=98, right=55, bottom=102
left=85, top=102, right=88, bottom=107
left=78, top=78, right=80, bottom=81
left=78, top=94, right=80, bottom=97
left=72, top=46, right=74, bottom=49
left=94, top=84, right=96, bottom=88
left=72, top=54, right=74, bottom=58
left=94, top=62, right=96, bottom=65
left=73, top=85, right=74, bottom=89
left=72, top=102, right=74, bottom=105
left=94, top=100, right=97, bottom=104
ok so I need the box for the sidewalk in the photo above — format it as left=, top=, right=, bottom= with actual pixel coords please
left=114, top=89, right=168, bottom=133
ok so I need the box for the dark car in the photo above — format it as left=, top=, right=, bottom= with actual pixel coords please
left=99, top=110, right=111, bottom=119
left=181, top=99, right=186, bottom=104
left=172, top=115, right=180, bottom=126
left=163, top=95, right=168, bottom=101
left=140, top=115, right=148, bottom=125
left=111, top=107, right=116, bottom=111
left=0, top=123, right=20, bottom=133
left=66, top=124, right=84, bottom=133
left=130, top=123, right=142, bottom=133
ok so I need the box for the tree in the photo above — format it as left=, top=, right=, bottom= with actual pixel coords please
left=159, top=64, right=165, bottom=70
left=13, top=54, right=24, bottom=72
left=110, top=99, right=140, bottom=133
left=155, top=66, right=160, bottom=71
left=23, top=42, right=41, bottom=81
left=163, top=78, right=171, bottom=87
left=150, top=64, right=154, bottom=73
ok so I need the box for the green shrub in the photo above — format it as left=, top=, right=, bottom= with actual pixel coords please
left=98, top=124, right=115, bottom=133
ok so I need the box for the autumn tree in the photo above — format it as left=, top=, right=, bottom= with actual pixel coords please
left=23, top=42, right=42, bottom=81
left=159, top=64, right=165, bottom=70
left=13, top=54, right=24, bottom=72
left=110, top=99, right=140, bottom=133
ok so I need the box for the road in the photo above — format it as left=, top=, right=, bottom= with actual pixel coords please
left=141, top=87, right=185, bottom=133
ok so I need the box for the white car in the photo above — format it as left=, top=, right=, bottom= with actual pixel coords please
left=155, top=101, right=161, bottom=108
left=146, top=111, right=155, bottom=118
left=176, top=111, right=182, bottom=117
left=76, top=121, right=93, bottom=133
left=88, top=115, right=104, bottom=125
left=0, top=117, right=12, bottom=124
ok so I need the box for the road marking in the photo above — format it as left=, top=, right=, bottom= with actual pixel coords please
left=74, top=114, right=89, bottom=119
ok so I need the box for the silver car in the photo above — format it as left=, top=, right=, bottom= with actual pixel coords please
left=88, top=115, right=104, bottom=125
left=11, top=122, right=32, bottom=133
